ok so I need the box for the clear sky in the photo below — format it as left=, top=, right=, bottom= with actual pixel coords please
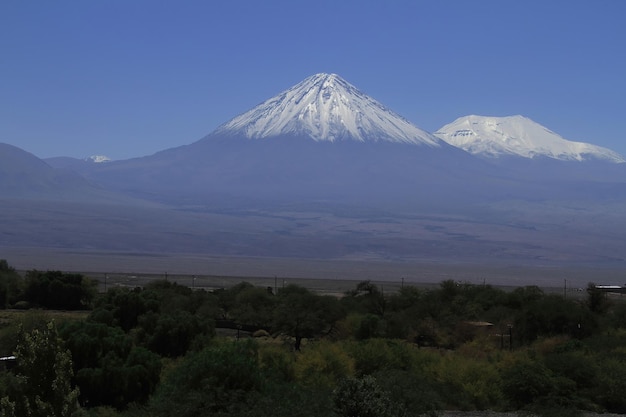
left=1, top=0, right=625, bottom=160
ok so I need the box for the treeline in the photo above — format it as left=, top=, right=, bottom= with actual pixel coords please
left=1, top=260, right=626, bottom=416
left=0, top=260, right=96, bottom=310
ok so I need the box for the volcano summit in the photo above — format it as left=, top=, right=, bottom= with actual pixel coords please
left=212, top=73, right=440, bottom=146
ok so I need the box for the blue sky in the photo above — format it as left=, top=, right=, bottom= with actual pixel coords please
left=1, top=0, right=625, bottom=160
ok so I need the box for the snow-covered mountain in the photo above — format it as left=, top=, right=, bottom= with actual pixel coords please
left=86, top=155, right=111, bottom=163
left=80, top=73, right=487, bottom=206
left=435, top=115, right=625, bottom=163
left=212, top=73, right=440, bottom=146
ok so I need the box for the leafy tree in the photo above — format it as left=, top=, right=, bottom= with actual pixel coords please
left=230, top=285, right=276, bottom=328
left=138, top=310, right=210, bottom=357
left=586, top=282, right=610, bottom=314
left=59, top=320, right=161, bottom=409
left=273, top=285, right=344, bottom=350
left=149, top=341, right=261, bottom=417
left=343, top=281, right=386, bottom=316
left=93, top=287, right=157, bottom=331
left=214, top=282, right=255, bottom=319
left=0, top=260, right=22, bottom=309
left=22, top=271, right=96, bottom=310
left=514, top=294, right=596, bottom=343
left=506, top=285, right=544, bottom=309
left=355, top=314, right=385, bottom=340
left=0, top=321, right=81, bottom=417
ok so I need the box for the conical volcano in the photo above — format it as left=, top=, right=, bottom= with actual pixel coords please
left=212, top=73, right=440, bottom=145
left=83, top=74, right=494, bottom=207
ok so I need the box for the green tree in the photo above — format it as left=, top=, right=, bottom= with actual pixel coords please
left=586, top=282, right=609, bottom=314
left=343, top=281, right=386, bottom=316
left=59, top=321, right=161, bottom=409
left=138, top=310, right=210, bottom=357
left=23, top=271, right=96, bottom=310
left=231, top=285, right=276, bottom=328
left=273, top=285, right=344, bottom=351
left=514, top=294, right=595, bottom=343
left=149, top=341, right=261, bottom=417
left=0, top=260, right=22, bottom=309
left=0, top=321, right=81, bottom=417
left=93, top=287, right=156, bottom=331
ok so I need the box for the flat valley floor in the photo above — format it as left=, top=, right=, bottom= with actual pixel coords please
left=3, top=246, right=625, bottom=295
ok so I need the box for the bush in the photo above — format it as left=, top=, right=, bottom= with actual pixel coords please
left=374, top=369, right=441, bottom=417
left=149, top=340, right=261, bottom=417
left=292, top=340, right=354, bottom=388
left=347, top=339, right=409, bottom=376
left=333, top=375, right=399, bottom=417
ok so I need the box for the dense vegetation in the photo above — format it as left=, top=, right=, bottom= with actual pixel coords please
left=1, top=259, right=626, bottom=416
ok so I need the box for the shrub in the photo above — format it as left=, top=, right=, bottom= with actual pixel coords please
left=293, top=340, right=354, bottom=387
left=333, top=375, right=399, bottom=417
left=149, top=340, right=261, bottom=417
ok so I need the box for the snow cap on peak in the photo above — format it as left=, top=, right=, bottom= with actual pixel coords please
left=86, top=155, right=111, bottom=163
left=212, top=73, right=440, bottom=146
left=434, top=115, right=625, bottom=163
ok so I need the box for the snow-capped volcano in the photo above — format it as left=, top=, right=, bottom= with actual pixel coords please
left=434, top=115, right=625, bottom=163
left=212, top=73, right=440, bottom=146
left=86, top=155, right=111, bottom=163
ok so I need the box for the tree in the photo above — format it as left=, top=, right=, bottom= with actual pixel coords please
left=273, top=285, right=344, bottom=351
left=586, top=282, right=609, bottom=314
left=149, top=341, right=261, bottom=417
left=59, top=320, right=161, bottom=409
left=344, top=281, right=386, bottom=316
left=0, top=321, right=81, bottom=417
left=138, top=310, right=209, bottom=357
left=22, top=271, right=96, bottom=310
left=230, top=286, right=276, bottom=328
left=513, top=294, right=596, bottom=343
left=94, top=287, right=156, bottom=331
left=0, top=260, right=22, bottom=309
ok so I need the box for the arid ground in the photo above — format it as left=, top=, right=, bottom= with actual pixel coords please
left=3, top=246, right=624, bottom=295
